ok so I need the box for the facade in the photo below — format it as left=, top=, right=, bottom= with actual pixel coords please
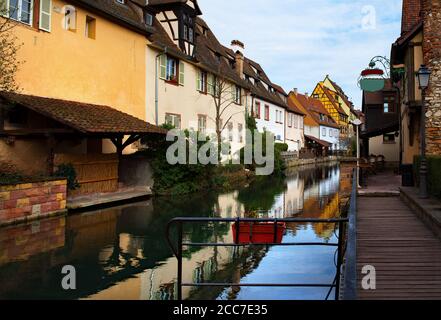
left=284, top=90, right=306, bottom=152
left=242, top=58, right=290, bottom=145
left=322, top=76, right=357, bottom=131
left=312, top=82, right=350, bottom=149
left=0, top=0, right=166, bottom=181
left=289, top=91, right=340, bottom=151
left=361, top=80, right=400, bottom=164
left=146, top=1, right=249, bottom=155
left=145, top=1, right=292, bottom=155
left=391, top=0, right=441, bottom=165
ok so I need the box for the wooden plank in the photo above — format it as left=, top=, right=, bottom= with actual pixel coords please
left=356, top=197, right=441, bottom=300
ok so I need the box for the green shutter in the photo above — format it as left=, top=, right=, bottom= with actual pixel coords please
left=207, top=74, right=214, bottom=95
left=197, top=70, right=201, bottom=91
left=159, top=54, right=167, bottom=80
left=179, top=61, right=185, bottom=85
left=39, top=0, right=52, bottom=32
left=0, top=0, right=7, bottom=17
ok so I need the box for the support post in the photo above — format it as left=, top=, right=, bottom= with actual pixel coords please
left=335, top=220, right=344, bottom=300
left=177, top=221, right=183, bottom=301
left=420, top=89, right=429, bottom=198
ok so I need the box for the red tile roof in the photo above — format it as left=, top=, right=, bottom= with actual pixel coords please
left=293, top=93, right=339, bottom=129
left=0, top=92, right=167, bottom=135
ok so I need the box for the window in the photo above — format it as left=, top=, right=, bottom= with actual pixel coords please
left=86, top=16, right=96, bottom=39
left=144, top=12, right=153, bottom=26
left=238, top=123, right=243, bottom=143
left=228, top=122, right=234, bottom=142
left=165, top=113, right=181, bottom=129
left=160, top=55, right=183, bottom=84
left=288, top=113, right=292, bottom=128
left=233, top=86, right=241, bottom=104
left=384, top=96, right=396, bottom=113
left=64, top=5, right=76, bottom=31
left=383, top=133, right=396, bottom=144
left=293, top=114, right=298, bottom=128
left=182, top=13, right=194, bottom=44
left=254, top=102, right=261, bottom=119
left=4, top=0, right=33, bottom=25
left=116, top=0, right=125, bottom=3
left=197, top=70, right=207, bottom=93
left=264, top=105, right=270, bottom=121
left=329, top=129, right=333, bottom=137
left=198, top=115, right=207, bottom=134
left=300, top=117, right=304, bottom=129
left=322, top=128, right=326, bottom=137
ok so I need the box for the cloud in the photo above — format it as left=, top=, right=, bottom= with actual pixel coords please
left=199, top=0, right=402, bottom=108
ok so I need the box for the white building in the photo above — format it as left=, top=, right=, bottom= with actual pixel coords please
left=145, top=1, right=248, bottom=156
left=289, top=91, right=340, bottom=151
left=241, top=58, right=290, bottom=145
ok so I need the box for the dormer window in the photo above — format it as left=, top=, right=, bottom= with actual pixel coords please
left=182, top=13, right=194, bottom=43
left=144, top=12, right=153, bottom=26
left=116, top=0, right=125, bottom=4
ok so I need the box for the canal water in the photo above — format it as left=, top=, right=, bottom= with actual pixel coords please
left=0, top=163, right=348, bottom=300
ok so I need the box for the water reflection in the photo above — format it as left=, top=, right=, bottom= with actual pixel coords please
left=0, top=163, right=348, bottom=300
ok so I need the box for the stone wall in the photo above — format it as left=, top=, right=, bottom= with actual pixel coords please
left=423, top=0, right=441, bottom=155
left=0, top=179, right=67, bottom=226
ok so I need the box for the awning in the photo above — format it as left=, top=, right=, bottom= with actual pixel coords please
left=0, top=92, right=167, bottom=136
left=305, top=135, right=331, bottom=148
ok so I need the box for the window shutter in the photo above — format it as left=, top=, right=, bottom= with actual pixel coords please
left=179, top=61, right=185, bottom=85
left=159, top=54, right=167, bottom=80
left=197, top=70, right=201, bottom=91
left=0, top=0, right=8, bottom=17
left=39, top=0, right=52, bottom=32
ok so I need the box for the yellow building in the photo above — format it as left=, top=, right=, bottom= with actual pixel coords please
left=312, top=82, right=349, bottom=149
left=2, top=0, right=152, bottom=122
left=0, top=0, right=165, bottom=195
left=321, top=75, right=358, bottom=135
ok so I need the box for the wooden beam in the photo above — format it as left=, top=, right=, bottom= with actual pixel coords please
left=0, top=128, right=76, bottom=136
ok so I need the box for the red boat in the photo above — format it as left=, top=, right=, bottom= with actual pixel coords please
left=232, top=222, right=286, bottom=244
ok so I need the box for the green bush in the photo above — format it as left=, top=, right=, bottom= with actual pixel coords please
left=275, top=143, right=288, bottom=152
left=414, top=155, right=441, bottom=199
left=54, top=163, right=80, bottom=191
left=140, top=129, right=217, bottom=195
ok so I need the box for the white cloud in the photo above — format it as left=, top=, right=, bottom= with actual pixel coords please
left=199, top=0, right=402, bottom=108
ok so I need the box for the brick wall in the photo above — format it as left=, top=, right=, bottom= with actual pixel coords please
left=423, top=0, right=441, bottom=155
left=0, top=179, right=67, bottom=226
left=402, top=0, right=422, bottom=35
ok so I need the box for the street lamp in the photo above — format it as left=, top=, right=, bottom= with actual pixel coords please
left=352, top=119, right=363, bottom=188
left=416, top=64, right=431, bottom=198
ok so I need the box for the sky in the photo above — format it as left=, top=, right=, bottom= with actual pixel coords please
left=200, top=0, right=403, bottom=109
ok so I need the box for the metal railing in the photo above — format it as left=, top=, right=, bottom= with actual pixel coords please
left=165, top=171, right=358, bottom=301
left=166, top=217, right=349, bottom=300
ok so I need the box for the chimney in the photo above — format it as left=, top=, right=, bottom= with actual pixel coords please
left=304, top=92, right=309, bottom=97
left=231, top=40, right=245, bottom=79
left=293, top=88, right=298, bottom=95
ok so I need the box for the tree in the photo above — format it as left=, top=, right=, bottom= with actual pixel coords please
left=206, top=66, right=246, bottom=162
left=0, top=3, right=21, bottom=92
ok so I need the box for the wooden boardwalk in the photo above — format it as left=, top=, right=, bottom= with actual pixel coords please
left=357, top=196, right=441, bottom=300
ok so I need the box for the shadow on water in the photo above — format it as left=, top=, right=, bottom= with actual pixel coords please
left=0, top=162, right=347, bottom=300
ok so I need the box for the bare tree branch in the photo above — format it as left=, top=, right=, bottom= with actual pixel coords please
left=0, top=7, right=21, bottom=92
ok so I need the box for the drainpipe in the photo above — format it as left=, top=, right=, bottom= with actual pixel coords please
left=155, top=47, right=167, bottom=126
